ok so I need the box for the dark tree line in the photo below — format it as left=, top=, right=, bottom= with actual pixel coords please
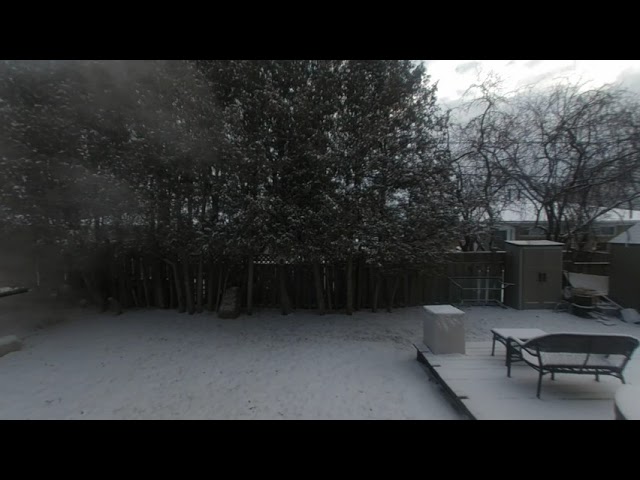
left=0, top=60, right=459, bottom=314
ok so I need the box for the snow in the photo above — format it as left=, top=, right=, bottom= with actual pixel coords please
left=2, top=299, right=638, bottom=420
left=463, top=306, right=640, bottom=409
left=490, top=328, right=546, bottom=341
left=0, top=335, right=21, bottom=357
left=428, top=343, right=638, bottom=420
left=423, top=305, right=463, bottom=315
left=0, top=292, right=70, bottom=338
left=462, top=306, right=640, bottom=352
left=0, top=307, right=460, bottom=420
left=615, top=385, right=640, bottom=419
left=424, top=308, right=640, bottom=420
left=565, top=272, right=609, bottom=296
left=621, top=308, right=640, bottom=324
left=505, top=240, right=563, bottom=246
left=499, top=200, right=640, bottom=223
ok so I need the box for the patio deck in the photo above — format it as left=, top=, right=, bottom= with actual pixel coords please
left=415, top=341, right=640, bottom=420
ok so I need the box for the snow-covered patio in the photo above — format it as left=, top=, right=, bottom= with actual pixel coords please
left=419, top=307, right=640, bottom=420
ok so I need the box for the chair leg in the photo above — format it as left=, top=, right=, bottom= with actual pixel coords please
left=505, top=341, right=508, bottom=366
left=595, top=373, right=599, bottom=382
left=621, top=374, right=626, bottom=385
left=551, top=372, right=555, bottom=381
left=507, top=344, right=512, bottom=377
left=491, top=337, right=496, bottom=356
left=537, top=372, right=543, bottom=399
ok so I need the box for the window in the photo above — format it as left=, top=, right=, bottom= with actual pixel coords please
left=493, top=226, right=515, bottom=241
left=526, top=226, right=545, bottom=236
left=493, top=230, right=507, bottom=241
left=596, top=226, right=615, bottom=236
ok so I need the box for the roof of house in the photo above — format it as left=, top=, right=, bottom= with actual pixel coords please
left=609, top=222, right=640, bottom=244
left=505, top=240, right=565, bottom=247
left=498, top=201, right=640, bottom=224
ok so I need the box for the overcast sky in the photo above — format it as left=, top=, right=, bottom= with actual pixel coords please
left=423, top=60, right=640, bottom=106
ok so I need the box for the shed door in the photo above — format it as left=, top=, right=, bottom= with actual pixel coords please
left=522, top=248, right=561, bottom=308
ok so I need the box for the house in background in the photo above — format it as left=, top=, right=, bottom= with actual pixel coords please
left=491, top=200, right=640, bottom=251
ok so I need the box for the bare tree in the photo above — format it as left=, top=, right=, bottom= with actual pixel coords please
left=454, top=79, right=640, bottom=250
left=449, top=74, right=513, bottom=250
left=504, top=83, right=640, bottom=246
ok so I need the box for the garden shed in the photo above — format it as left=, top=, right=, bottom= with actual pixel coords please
left=503, top=240, right=564, bottom=309
left=608, top=223, right=640, bottom=310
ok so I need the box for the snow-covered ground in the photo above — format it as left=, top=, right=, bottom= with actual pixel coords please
left=1, top=302, right=638, bottom=420
left=0, top=290, right=72, bottom=338
left=461, top=305, right=640, bottom=340
left=0, top=306, right=460, bottom=420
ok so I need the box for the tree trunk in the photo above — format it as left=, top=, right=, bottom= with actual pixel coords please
left=408, top=272, right=414, bottom=306
left=270, top=266, right=277, bottom=307
left=247, top=256, right=254, bottom=315
left=168, top=264, right=176, bottom=309
left=165, top=259, right=185, bottom=313
left=369, top=265, right=376, bottom=310
left=141, top=257, right=152, bottom=308
left=182, top=254, right=194, bottom=315
left=35, top=254, right=40, bottom=289
left=312, top=261, right=325, bottom=315
left=187, top=195, right=193, bottom=226
left=153, top=259, right=166, bottom=309
left=278, top=264, right=292, bottom=315
left=215, top=266, right=223, bottom=312
left=118, top=256, right=128, bottom=309
left=200, top=179, right=208, bottom=225
left=372, top=271, right=382, bottom=313
left=216, top=267, right=229, bottom=313
left=326, top=264, right=333, bottom=312
left=130, top=256, right=141, bottom=307
left=293, top=265, right=304, bottom=310
left=387, top=275, right=400, bottom=313
left=81, top=271, right=103, bottom=308
left=196, top=255, right=204, bottom=313
left=356, top=257, right=365, bottom=311
left=403, top=272, right=409, bottom=307
left=131, top=287, right=140, bottom=308
left=207, top=261, right=215, bottom=311
left=346, top=255, right=354, bottom=315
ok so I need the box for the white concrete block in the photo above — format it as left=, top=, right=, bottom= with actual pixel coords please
left=422, top=305, right=465, bottom=354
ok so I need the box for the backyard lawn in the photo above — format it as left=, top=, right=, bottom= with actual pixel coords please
left=2, top=298, right=639, bottom=420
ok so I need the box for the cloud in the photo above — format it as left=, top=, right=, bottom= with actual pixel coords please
left=616, top=69, right=640, bottom=94
left=423, top=60, right=640, bottom=106
left=455, top=61, right=481, bottom=75
left=517, top=64, right=575, bottom=89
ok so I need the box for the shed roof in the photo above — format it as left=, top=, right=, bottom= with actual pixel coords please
left=505, top=240, right=565, bottom=247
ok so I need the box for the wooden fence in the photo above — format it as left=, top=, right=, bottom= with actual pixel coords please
left=21, top=248, right=617, bottom=313
left=563, top=251, right=611, bottom=276
left=72, top=251, right=507, bottom=314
